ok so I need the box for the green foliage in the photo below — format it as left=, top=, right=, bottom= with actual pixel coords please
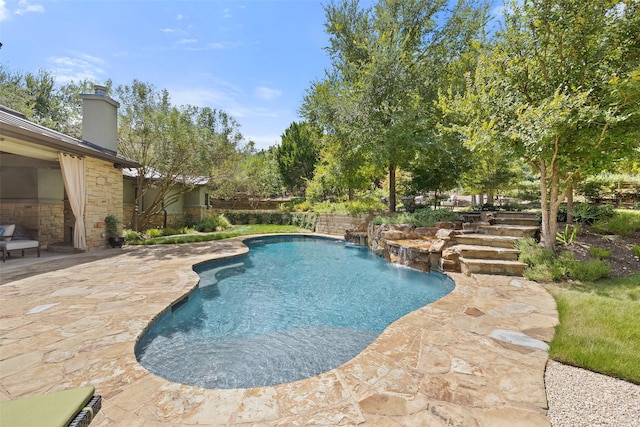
left=116, top=80, right=244, bottom=231
left=144, top=228, right=163, bottom=238
left=122, top=229, right=142, bottom=243
left=104, top=215, right=120, bottom=238
left=556, top=225, right=579, bottom=245
left=311, top=200, right=385, bottom=215
left=516, top=238, right=612, bottom=283
left=221, top=210, right=317, bottom=231
left=589, top=246, right=613, bottom=260
left=593, top=211, right=640, bottom=236
left=515, top=238, right=567, bottom=281
left=441, top=0, right=640, bottom=249
left=195, top=215, right=231, bottom=232
left=127, top=225, right=307, bottom=245
left=289, top=213, right=318, bottom=231
left=470, top=202, right=528, bottom=212
left=556, top=203, right=616, bottom=224
left=372, top=208, right=459, bottom=227
left=276, top=121, right=320, bottom=194
left=566, top=259, right=612, bottom=282
left=304, top=0, right=489, bottom=211
left=515, top=238, right=566, bottom=281
left=632, top=244, right=640, bottom=258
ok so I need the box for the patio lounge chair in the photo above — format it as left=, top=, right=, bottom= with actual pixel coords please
left=0, top=386, right=101, bottom=427
left=0, top=224, right=41, bottom=262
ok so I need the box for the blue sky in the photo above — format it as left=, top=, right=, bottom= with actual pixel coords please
left=0, top=0, right=339, bottom=150
left=1, top=0, right=504, bottom=150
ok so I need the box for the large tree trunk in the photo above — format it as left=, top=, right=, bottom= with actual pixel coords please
left=388, top=163, right=396, bottom=213
left=538, top=159, right=568, bottom=251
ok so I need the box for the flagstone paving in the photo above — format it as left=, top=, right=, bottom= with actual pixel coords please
left=0, top=235, right=558, bottom=426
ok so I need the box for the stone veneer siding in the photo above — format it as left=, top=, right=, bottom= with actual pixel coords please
left=84, top=157, right=124, bottom=250
left=315, top=213, right=369, bottom=236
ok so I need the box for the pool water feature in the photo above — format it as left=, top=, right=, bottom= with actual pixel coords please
left=135, top=236, right=454, bottom=389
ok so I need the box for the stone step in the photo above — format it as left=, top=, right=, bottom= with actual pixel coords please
left=478, top=225, right=539, bottom=238
left=449, top=244, right=520, bottom=261
left=460, top=257, right=527, bottom=276
left=454, top=234, right=520, bottom=248
left=493, top=211, right=539, bottom=219
left=493, top=217, right=540, bottom=227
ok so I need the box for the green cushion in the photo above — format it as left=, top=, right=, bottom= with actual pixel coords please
left=0, top=386, right=95, bottom=427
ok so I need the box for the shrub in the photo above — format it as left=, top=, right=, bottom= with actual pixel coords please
left=145, top=228, right=163, bottom=238
left=523, top=263, right=567, bottom=282
left=566, top=259, right=611, bottom=282
left=123, top=229, right=142, bottom=243
left=516, top=238, right=555, bottom=266
left=589, top=246, right=612, bottom=259
left=196, top=215, right=230, bottom=232
left=593, top=211, right=640, bottom=236
left=516, top=238, right=567, bottom=282
left=290, top=212, right=318, bottom=230
left=372, top=208, right=460, bottom=227
left=556, top=203, right=616, bottom=224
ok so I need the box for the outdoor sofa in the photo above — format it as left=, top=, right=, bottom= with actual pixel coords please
left=0, top=224, right=41, bottom=262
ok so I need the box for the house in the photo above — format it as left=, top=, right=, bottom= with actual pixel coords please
left=0, top=86, right=139, bottom=251
left=122, top=168, right=212, bottom=229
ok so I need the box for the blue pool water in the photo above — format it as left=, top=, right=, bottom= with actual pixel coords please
left=135, top=236, right=454, bottom=389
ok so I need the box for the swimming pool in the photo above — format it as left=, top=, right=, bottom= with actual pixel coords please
left=135, top=235, right=454, bottom=389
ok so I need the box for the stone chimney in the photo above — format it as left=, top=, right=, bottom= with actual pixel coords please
left=80, top=85, right=119, bottom=153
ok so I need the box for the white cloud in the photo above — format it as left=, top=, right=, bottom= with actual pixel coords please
left=15, top=0, right=44, bottom=16
left=48, top=52, right=107, bottom=83
left=223, top=8, right=231, bottom=18
left=177, top=38, right=198, bottom=45
left=254, top=86, right=282, bottom=101
left=0, top=0, right=9, bottom=22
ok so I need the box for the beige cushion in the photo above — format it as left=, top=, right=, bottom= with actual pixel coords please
left=0, top=240, right=40, bottom=250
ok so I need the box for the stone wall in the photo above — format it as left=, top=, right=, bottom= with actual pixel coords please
left=84, top=158, right=124, bottom=250
left=315, top=213, right=370, bottom=236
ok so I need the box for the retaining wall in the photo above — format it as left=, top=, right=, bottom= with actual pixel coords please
left=315, top=213, right=369, bottom=236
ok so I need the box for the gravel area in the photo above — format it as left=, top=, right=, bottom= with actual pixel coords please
left=545, top=359, right=640, bottom=427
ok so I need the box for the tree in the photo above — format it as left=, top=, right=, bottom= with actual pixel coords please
left=408, top=133, right=471, bottom=208
left=443, top=0, right=640, bottom=249
left=0, top=65, right=96, bottom=138
left=116, top=80, right=244, bottom=230
left=276, top=121, right=320, bottom=195
left=304, top=0, right=488, bottom=212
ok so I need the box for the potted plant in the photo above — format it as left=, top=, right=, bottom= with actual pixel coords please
left=105, top=214, right=124, bottom=248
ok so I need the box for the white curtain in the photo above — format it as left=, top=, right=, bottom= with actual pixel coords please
left=58, top=153, right=87, bottom=250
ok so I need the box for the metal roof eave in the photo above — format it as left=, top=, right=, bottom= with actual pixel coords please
left=0, top=110, right=140, bottom=168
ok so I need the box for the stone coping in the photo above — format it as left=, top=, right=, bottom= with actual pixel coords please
left=0, top=234, right=558, bottom=426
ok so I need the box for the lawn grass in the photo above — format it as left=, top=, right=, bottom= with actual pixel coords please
left=544, top=272, right=640, bottom=384
left=128, top=224, right=308, bottom=245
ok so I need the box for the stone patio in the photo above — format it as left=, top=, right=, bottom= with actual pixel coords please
left=0, top=235, right=558, bottom=426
